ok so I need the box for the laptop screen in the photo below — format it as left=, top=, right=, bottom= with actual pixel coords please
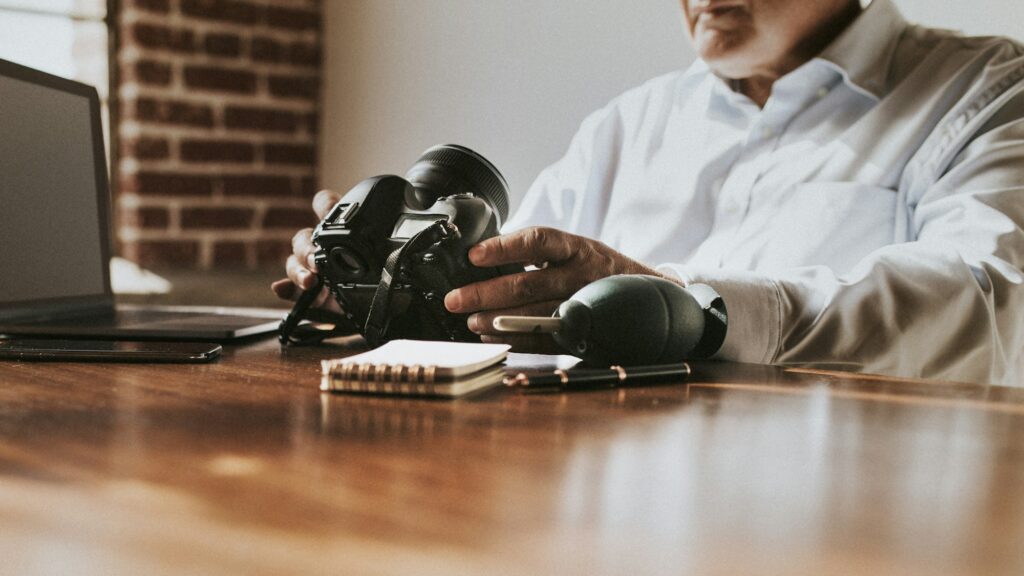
left=0, top=61, right=110, bottom=318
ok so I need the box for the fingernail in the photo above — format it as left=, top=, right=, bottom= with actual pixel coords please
left=468, top=244, right=486, bottom=263
left=298, top=268, right=312, bottom=288
left=306, top=253, right=317, bottom=271
left=444, top=290, right=462, bottom=312
left=467, top=314, right=482, bottom=333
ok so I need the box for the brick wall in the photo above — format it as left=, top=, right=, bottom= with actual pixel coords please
left=116, top=0, right=322, bottom=269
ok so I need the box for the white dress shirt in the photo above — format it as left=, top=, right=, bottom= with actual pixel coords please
left=503, top=0, right=1024, bottom=385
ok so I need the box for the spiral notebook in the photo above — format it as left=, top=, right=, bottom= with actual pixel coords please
left=320, top=340, right=511, bottom=398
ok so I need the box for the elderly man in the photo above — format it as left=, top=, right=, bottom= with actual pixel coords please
left=276, top=0, right=1024, bottom=385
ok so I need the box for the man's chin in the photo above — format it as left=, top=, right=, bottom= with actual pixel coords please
left=693, top=35, right=759, bottom=79
left=699, top=54, right=758, bottom=81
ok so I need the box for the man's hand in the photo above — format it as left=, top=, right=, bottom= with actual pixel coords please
left=444, top=227, right=672, bottom=352
left=270, top=189, right=343, bottom=314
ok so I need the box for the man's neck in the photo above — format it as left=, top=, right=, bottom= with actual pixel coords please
left=738, top=1, right=863, bottom=108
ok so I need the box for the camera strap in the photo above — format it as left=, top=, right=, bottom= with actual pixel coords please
left=364, top=220, right=456, bottom=347
left=278, top=275, right=362, bottom=346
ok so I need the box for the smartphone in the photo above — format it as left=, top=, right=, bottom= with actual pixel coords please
left=0, top=339, right=222, bottom=363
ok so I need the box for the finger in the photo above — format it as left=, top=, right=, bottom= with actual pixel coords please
left=468, top=227, right=578, bottom=267
left=286, top=253, right=317, bottom=290
left=480, top=334, right=562, bottom=355
left=270, top=276, right=340, bottom=314
left=466, top=300, right=562, bottom=335
left=445, top=267, right=583, bottom=313
left=311, top=286, right=341, bottom=313
left=312, top=189, right=342, bottom=220
left=291, top=228, right=318, bottom=271
left=271, top=278, right=298, bottom=301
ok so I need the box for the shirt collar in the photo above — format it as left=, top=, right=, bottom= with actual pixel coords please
left=696, top=0, right=908, bottom=113
left=817, top=0, right=909, bottom=100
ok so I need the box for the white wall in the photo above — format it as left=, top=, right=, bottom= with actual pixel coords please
left=898, top=0, right=1024, bottom=40
left=319, top=0, right=1023, bottom=211
left=319, top=0, right=690, bottom=208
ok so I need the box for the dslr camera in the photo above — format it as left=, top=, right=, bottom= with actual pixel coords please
left=289, top=145, right=520, bottom=346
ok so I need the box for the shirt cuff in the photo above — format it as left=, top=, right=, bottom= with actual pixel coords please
left=656, top=265, right=782, bottom=365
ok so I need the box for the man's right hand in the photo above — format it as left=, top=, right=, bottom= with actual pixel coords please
left=270, top=189, right=343, bottom=313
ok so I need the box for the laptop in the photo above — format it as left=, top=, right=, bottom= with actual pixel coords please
left=0, top=57, right=282, bottom=341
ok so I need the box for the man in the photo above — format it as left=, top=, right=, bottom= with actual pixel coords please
left=275, top=0, right=1024, bottom=385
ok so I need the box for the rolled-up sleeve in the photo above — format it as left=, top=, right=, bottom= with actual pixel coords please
left=662, top=111, right=1024, bottom=385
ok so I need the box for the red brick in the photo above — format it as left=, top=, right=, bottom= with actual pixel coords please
left=203, top=33, right=242, bottom=58
left=299, top=176, right=318, bottom=196
left=181, top=207, right=254, bottom=229
left=123, top=136, right=171, bottom=160
left=138, top=207, right=171, bottom=228
left=224, top=106, right=300, bottom=133
left=250, top=37, right=283, bottom=63
left=127, top=172, right=216, bottom=196
left=301, top=111, right=319, bottom=135
left=268, top=74, right=319, bottom=100
left=261, top=206, right=316, bottom=229
left=212, top=241, right=249, bottom=266
left=180, top=139, right=256, bottom=163
left=126, top=60, right=173, bottom=86
left=129, top=23, right=195, bottom=53
left=121, top=206, right=171, bottom=228
left=132, top=98, right=214, bottom=127
left=222, top=175, right=293, bottom=197
left=287, top=42, right=320, bottom=68
left=264, top=143, right=315, bottom=165
left=256, top=239, right=292, bottom=266
left=180, top=0, right=264, bottom=25
left=266, top=6, right=319, bottom=31
left=136, top=240, right=200, bottom=267
left=127, top=0, right=170, bottom=13
left=184, top=65, right=257, bottom=94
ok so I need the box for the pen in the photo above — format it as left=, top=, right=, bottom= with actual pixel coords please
left=504, top=363, right=691, bottom=392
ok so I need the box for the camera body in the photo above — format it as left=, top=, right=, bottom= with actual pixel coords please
left=312, top=145, right=520, bottom=344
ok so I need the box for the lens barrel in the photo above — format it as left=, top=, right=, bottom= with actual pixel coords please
left=406, top=144, right=511, bottom=226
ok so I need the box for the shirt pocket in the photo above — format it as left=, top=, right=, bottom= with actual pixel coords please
left=747, top=182, right=897, bottom=275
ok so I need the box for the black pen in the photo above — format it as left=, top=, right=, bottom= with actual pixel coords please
left=504, top=363, right=691, bottom=392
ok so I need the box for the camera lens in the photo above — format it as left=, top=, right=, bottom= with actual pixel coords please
left=405, top=144, right=510, bottom=227
left=330, top=247, right=366, bottom=279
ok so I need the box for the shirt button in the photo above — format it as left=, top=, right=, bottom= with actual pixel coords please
left=817, top=87, right=829, bottom=99
left=761, top=127, right=775, bottom=138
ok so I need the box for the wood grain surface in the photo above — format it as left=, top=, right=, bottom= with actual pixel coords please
left=1, top=335, right=1022, bottom=575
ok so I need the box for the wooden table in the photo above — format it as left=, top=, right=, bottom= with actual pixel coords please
left=1, top=336, right=1022, bottom=575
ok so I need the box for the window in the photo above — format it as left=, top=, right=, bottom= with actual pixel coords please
left=0, top=0, right=110, bottom=148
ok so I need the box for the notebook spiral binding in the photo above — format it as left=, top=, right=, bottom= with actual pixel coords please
left=320, top=360, right=440, bottom=395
